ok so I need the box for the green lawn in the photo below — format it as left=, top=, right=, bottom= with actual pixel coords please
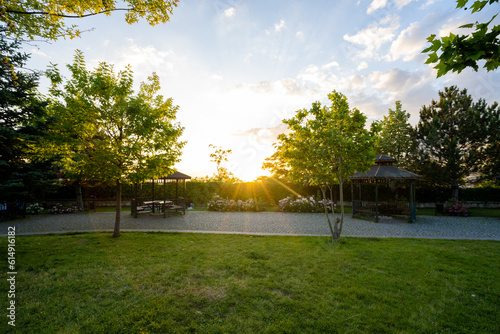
left=1, top=233, right=499, bottom=333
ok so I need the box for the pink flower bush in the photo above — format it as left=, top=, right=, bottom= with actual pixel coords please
left=207, top=195, right=264, bottom=212
left=444, top=199, right=470, bottom=217
left=279, top=196, right=335, bottom=213
left=49, top=203, right=83, bottom=214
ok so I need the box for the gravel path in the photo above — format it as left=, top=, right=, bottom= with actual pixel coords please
left=1, top=211, right=499, bottom=240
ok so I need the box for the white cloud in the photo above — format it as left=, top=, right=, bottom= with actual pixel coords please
left=274, top=20, right=286, bottom=32
left=211, top=74, right=223, bottom=80
left=103, top=40, right=176, bottom=82
left=343, top=18, right=399, bottom=59
left=394, top=0, right=415, bottom=9
left=30, top=49, right=48, bottom=57
left=367, top=0, right=388, bottom=14
left=388, top=21, right=427, bottom=62
left=296, top=31, right=304, bottom=38
left=224, top=7, right=235, bottom=18
left=357, top=61, right=368, bottom=70
left=323, top=61, right=340, bottom=70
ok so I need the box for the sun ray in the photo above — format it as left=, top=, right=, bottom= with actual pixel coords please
left=268, top=177, right=302, bottom=198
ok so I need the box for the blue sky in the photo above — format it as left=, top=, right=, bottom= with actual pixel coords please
left=24, top=0, right=500, bottom=181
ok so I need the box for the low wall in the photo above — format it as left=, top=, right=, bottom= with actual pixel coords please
left=45, top=200, right=132, bottom=208
left=45, top=199, right=500, bottom=209
left=340, top=201, right=500, bottom=209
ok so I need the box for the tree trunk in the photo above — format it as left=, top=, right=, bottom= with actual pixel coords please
left=321, top=186, right=335, bottom=242
left=452, top=181, right=459, bottom=200
left=75, top=183, right=84, bottom=211
left=332, top=175, right=345, bottom=243
left=113, top=180, right=121, bottom=238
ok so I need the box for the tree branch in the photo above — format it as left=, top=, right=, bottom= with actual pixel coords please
left=6, top=8, right=144, bottom=19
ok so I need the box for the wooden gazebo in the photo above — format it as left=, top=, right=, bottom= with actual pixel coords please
left=131, top=171, right=191, bottom=218
left=350, top=155, right=421, bottom=223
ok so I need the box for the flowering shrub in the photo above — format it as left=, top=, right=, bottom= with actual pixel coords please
left=207, top=195, right=264, bottom=212
left=26, top=203, right=44, bottom=214
left=279, top=196, right=336, bottom=213
left=444, top=198, right=470, bottom=217
left=49, top=203, right=83, bottom=214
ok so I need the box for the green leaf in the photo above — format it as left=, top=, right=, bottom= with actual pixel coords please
left=456, top=0, right=469, bottom=8
left=467, top=51, right=486, bottom=60
left=459, top=23, right=475, bottom=29
left=425, top=52, right=439, bottom=64
left=470, top=0, right=488, bottom=13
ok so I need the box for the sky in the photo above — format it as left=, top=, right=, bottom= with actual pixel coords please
left=23, top=0, right=500, bottom=181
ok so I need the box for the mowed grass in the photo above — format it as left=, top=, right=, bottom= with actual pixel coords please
left=1, top=233, right=499, bottom=333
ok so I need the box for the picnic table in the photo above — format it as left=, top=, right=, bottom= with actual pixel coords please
left=137, top=200, right=185, bottom=215
left=143, top=200, right=173, bottom=211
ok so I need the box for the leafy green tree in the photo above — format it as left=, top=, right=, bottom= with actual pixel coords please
left=478, top=100, right=500, bottom=181
left=208, top=144, right=235, bottom=182
left=46, top=50, right=185, bottom=237
left=265, top=91, right=376, bottom=242
left=416, top=86, right=496, bottom=199
left=262, top=143, right=291, bottom=181
left=423, top=0, right=500, bottom=77
left=0, top=0, right=179, bottom=40
left=371, top=101, right=416, bottom=168
left=0, top=32, right=55, bottom=215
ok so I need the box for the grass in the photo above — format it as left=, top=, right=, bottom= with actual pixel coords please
left=1, top=233, right=499, bottom=333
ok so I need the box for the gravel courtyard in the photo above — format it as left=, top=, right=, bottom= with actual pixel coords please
left=1, top=211, right=499, bottom=240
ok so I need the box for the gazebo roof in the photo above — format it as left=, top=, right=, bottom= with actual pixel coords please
left=351, top=155, right=421, bottom=182
left=163, top=171, right=192, bottom=180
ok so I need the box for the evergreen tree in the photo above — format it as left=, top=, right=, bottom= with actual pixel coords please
left=416, top=86, right=496, bottom=199
left=0, top=32, right=54, bottom=216
left=371, top=101, right=416, bottom=168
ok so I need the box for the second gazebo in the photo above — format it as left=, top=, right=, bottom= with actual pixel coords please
left=350, top=154, right=421, bottom=223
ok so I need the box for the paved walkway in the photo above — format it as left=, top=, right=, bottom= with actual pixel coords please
left=1, top=211, right=499, bottom=240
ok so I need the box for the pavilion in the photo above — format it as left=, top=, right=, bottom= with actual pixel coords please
left=131, top=171, right=191, bottom=218
left=350, top=155, right=421, bottom=223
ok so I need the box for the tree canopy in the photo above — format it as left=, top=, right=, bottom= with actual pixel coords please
left=209, top=144, right=236, bottom=182
left=45, top=50, right=185, bottom=237
left=416, top=86, right=497, bottom=198
left=0, top=0, right=179, bottom=40
left=423, top=0, right=500, bottom=77
left=0, top=32, right=54, bottom=215
left=264, top=91, right=375, bottom=242
left=371, top=101, right=415, bottom=168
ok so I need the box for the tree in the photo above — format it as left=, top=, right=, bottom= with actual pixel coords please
left=416, top=86, right=496, bottom=199
left=423, top=0, right=500, bottom=77
left=46, top=50, right=185, bottom=237
left=371, top=101, right=416, bottom=168
left=264, top=91, right=375, bottom=242
left=208, top=144, right=235, bottom=182
left=0, top=32, right=54, bottom=216
left=0, top=0, right=179, bottom=41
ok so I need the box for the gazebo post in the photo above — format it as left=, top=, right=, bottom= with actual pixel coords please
left=163, top=178, right=166, bottom=218
left=351, top=183, right=354, bottom=216
left=183, top=179, right=187, bottom=213
left=152, top=179, right=155, bottom=213
left=138, top=183, right=142, bottom=206
left=375, top=182, right=379, bottom=223
left=131, top=183, right=137, bottom=218
left=175, top=179, right=179, bottom=198
left=409, top=180, right=416, bottom=223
